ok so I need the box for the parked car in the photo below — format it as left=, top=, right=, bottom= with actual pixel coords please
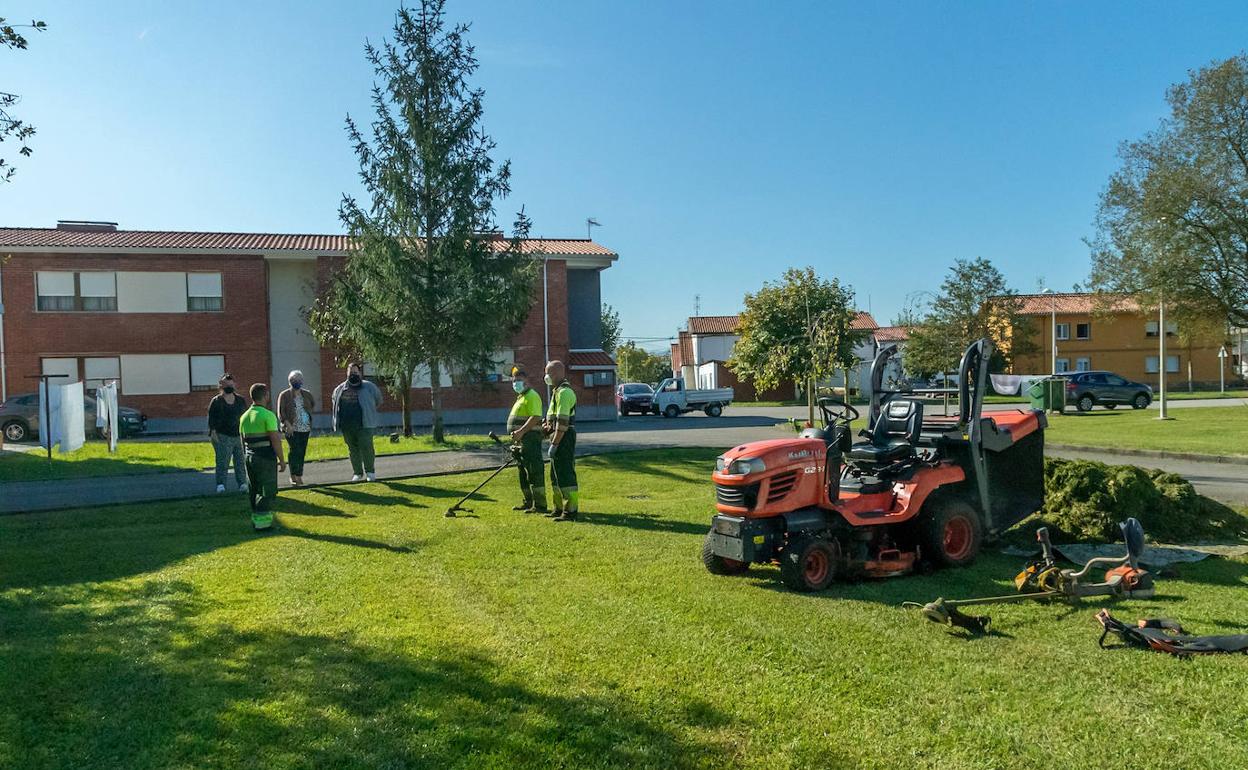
left=615, top=382, right=655, bottom=416
left=652, top=377, right=733, bottom=418
left=927, top=372, right=960, bottom=389
left=0, top=391, right=148, bottom=443
left=1059, top=371, right=1153, bottom=412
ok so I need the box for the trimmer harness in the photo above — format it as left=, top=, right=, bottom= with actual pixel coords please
left=1096, top=610, right=1248, bottom=656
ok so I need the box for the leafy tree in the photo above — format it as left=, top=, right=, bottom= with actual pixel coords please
left=600, top=303, right=621, bottom=352
left=311, top=1, right=536, bottom=441
left=1089, top=54, right=1248, bottom=328
left=903, top=258, right=1033, bottom=376
left=1, top=16, right=46, bottom=183
left=615, top=342, right=670, bottom=385
left=729, top=267, right=861, bottom=422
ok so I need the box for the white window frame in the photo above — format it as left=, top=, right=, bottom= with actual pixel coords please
left=1075, top=357, right=1091, bottom=372
left=190, top=354, right=226, bottom=391
left=1145, top=356, right=1159, bottom=373
left=1055, top=358, right=1071, bottom=373
left=1166, top=355, right=1180, bottom=373
left=186, top=272, right=224, bottom=312
left=1055, top=323, right=1070, bottom=341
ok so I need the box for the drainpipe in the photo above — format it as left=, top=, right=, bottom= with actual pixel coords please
left=0, top=263, right=7, bottom=402
left=542, top=257, right=550, bottom=399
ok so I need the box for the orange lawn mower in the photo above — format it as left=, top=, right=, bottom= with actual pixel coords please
left=702, top=338, right=1048, bottom=591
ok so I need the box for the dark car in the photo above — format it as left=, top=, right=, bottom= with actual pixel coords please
left=615, top=382, right=655, bottom=416
left=0, top=392, right=148, bottom=443
left=1060, top=371, right=1153, bottom=412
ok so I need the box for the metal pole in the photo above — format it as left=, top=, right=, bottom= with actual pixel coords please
left=1051, top=297, right=1057, bottom=374
left=1157, top=297, right=1169, bottom=420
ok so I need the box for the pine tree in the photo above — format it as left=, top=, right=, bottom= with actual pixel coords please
left=312, top=1, right=537, bottom=441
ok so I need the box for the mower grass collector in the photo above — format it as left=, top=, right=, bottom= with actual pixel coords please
left=702, top=338, right=1047, bottom=591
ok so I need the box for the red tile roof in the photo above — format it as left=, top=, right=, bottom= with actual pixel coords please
left=873, top=325, right=909, bottom=342
left=1009, top=292, right=1140, bottom=315
left=567, top=350, right=616, bottom=368
left=0, top=227, right=617, bottom=257
left=688, top=311, right=878, bottom=335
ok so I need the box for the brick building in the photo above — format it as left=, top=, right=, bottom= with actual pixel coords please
left=0, top=221, right=617, bottom=433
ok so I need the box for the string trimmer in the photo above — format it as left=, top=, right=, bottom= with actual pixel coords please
left=445, top=432, right=514, bottom=518
left=906, top=518, right=1155, bottom=633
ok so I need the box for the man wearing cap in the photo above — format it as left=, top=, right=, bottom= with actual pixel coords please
left=542, top=360, right=579, bottom=521
left=507, top=366, right=547, bottom=513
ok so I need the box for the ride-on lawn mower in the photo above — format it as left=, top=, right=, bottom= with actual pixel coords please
left=702, top=338, right=1047, bottom=591
left=910, top=518, right=1156, bottom=634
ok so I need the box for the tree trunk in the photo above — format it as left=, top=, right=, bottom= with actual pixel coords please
left=429, top=358, right=445, bottom=444
left=398, top=370, right=413, bottom=438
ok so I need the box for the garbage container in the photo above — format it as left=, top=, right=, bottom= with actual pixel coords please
left=1028, top=377, right=1064, bottom=412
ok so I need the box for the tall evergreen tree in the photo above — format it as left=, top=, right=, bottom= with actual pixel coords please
left=312, top=1, right=537, bottom=441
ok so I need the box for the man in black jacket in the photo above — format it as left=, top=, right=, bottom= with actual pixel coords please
left=208, top=373, right=249, bottom=493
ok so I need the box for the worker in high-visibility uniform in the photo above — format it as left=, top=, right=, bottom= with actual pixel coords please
left=507, top=366, right=547, bottom=513
left=239, top=382, right=286, bottom=531
left=543, top=360, right=579, bottom=521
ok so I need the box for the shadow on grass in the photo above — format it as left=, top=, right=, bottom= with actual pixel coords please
left=309, top=485, right=423, bottom=507
left=0, top=451, right=196, bottom=484
left=276, top=524, right=418, bottom=554
left=581, top=448, right=720, bottom=484
left=578, top=511, right=709, bottom=537
left=0, top=580, right=724, bottom=768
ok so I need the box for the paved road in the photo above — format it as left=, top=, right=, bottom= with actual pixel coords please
left=4, top=406, right=1247, bottom=514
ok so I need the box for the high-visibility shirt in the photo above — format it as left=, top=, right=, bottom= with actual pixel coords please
left=547, top=381, right=576, bottom=428
left=508, top=388, right=543, bottom=431
left=240, top=405, right=279, bottom=450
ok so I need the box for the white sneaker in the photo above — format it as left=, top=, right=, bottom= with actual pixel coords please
left=351, top=474, right=364, bottom=482
left=365, top=472, right=377, bottom=482
left=216, top=484, right=226, bottom=493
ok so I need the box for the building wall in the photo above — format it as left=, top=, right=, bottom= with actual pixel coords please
left=1012, top=310, right=1230, bottom=387
left=691, top=333, right=736, bottom=364
left=1, top=252, right=270, bottom=430
left=267, top=259, right=322, bottom=400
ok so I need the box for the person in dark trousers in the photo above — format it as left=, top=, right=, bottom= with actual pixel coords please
left=208, top=373, right=249, bottom=494
left=277, top=369, right=315, bottom=486
left=239, top=383, right=285, bottom=530
left=543, top=360, right=579, bottom=521
left=331, top=362, right=382, bottom=482
left=507, top=366, right=547, bottom=513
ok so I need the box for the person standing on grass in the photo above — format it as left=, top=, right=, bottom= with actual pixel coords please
left=331, top=362, right=382, bottom=482
left=507, top=366, right=547, bottom=513
left=239, top=383, right=285, bottom=530
left=277, top=369, right=315, bottom=486
left=208, top=373, right=249, bottom=494
left=542, top=360, right=579, bottom=522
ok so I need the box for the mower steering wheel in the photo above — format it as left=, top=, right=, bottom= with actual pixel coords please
left=816, top=397, right=859, bottom=426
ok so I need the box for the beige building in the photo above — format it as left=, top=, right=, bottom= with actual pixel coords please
left=1007, top=292, right=1234, bottom=388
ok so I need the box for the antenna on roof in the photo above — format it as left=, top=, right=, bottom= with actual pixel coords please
left=694, top=294, right=701, bottom=316
left=586, top=217, right=601, bottom=240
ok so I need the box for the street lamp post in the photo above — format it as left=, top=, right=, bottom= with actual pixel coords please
left=1157, top=295, right=1170, bottom=420
left=1041, top=288, right=1057, bottom=373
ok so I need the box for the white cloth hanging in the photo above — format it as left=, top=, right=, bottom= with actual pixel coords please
left=58, top=381, right=86, bottom=454
left=989, top=374, right=1024, bottom=396
left=95, top=381, right=120, bottom=452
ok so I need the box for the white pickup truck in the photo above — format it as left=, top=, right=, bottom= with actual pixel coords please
left=652, top=377, right=734, bottom=418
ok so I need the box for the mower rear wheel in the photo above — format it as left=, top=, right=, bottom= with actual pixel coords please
left=702, top=531, right=750, bottom=576
left=780, top=536, right=838, bottom=592
left=923, top=498, right=982, bottom=568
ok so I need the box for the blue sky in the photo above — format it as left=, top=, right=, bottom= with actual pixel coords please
left=4, top=2, right=1247, bottom=349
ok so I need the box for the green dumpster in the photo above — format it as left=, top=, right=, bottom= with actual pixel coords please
left=1027, top=377, right=1064, bottom=412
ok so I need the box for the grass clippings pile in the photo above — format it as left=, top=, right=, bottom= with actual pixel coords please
left=1013, top=458, right=1248, bottom=544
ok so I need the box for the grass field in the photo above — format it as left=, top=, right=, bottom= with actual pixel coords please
left=1044, top=405, right=1248, bottom=456
left=0, top=433, right=491, bottom=483
left=3, top=448, right=1246, bottom=769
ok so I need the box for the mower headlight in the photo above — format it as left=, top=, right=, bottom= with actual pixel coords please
left=728, top=457, right=766, bottom=476
left=715, top=456, right=728, bottom=471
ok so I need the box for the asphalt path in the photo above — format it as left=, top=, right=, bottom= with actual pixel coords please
left=3, top=405, right=1246, bottom=513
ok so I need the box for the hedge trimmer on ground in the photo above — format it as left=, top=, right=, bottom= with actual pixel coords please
left=907, top=518, right=1155, bottom=634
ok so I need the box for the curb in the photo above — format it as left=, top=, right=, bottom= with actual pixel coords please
left=1048, top=442, right=1248, bottom=466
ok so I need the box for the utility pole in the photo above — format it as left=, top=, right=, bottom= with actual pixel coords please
left=1218, top=346, right=1227, bottom=393
left=1157, top=295, right=1171, bottom=420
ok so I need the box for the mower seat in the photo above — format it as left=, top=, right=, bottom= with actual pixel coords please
left=847, top=398, right=923, bottom=465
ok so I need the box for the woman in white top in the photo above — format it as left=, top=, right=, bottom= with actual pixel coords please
left=276, top=370, right=316, bottom=485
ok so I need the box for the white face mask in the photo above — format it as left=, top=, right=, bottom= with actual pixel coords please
left=544, top=374, right=554, bottom=386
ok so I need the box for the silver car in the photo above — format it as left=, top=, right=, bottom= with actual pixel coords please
left=0, top=391, right=147, bottom=443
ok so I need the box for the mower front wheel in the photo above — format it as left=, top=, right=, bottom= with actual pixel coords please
left=702, top=531, right=750, bottom=576
left=923, top=498, right=982, bottom=568
left=780, top=536, right=838, bottom=592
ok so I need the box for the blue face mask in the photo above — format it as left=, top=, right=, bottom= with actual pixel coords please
left=512, top=380, right=526, bottom=394
left=291, top=380, right=303, bottom=390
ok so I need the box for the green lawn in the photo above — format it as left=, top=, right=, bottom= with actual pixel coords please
left=1045, top=405, right=1248, bottom=456
left=0, top=433, right=491, bottom=483
left=2, top=448, right=1246, bottom=769
left=1165, top=388, right=1248, bottom=400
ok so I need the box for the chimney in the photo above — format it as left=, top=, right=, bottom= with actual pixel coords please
left=57, top=220, right=118, bottom=233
